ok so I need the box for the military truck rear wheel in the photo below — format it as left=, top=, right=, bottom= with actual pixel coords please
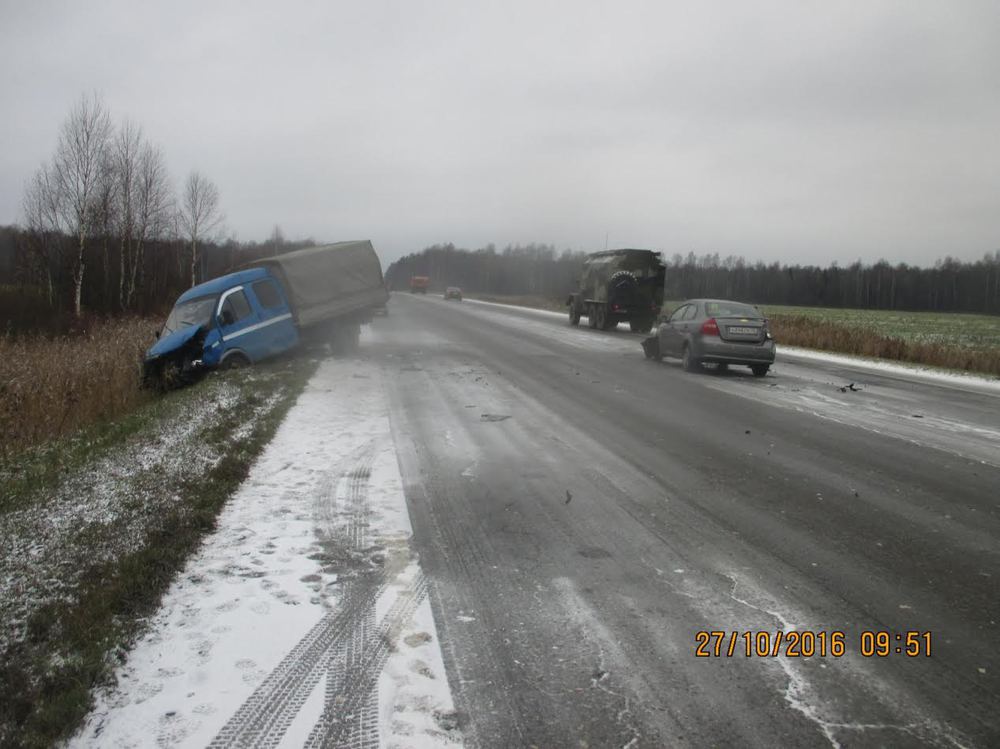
left=629, top=318, right=653, bottom=333
left=569, top=306, right=581, bottom=326
left=594, top=304, right=607, bottom=330
left=587, top=304, right=598, bottom=329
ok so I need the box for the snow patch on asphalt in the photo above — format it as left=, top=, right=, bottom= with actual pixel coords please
left=72, top=355, right=459, bottom=748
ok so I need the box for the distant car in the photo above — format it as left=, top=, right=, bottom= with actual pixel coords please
left=644, top=299, right=775, bottom=376
left=444, top=287, right=463, bottom=301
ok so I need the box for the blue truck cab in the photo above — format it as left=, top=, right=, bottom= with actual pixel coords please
left=144, top=268, right=299, bottom=383
left=144, top=241, right=389, bottom=387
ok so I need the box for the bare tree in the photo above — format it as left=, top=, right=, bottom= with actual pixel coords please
left=178, top=171, right=222, bottom=287
left=269, top=224, right=285, bottom=257
left=53, top=92, right=113, bottom=317
left=22, top=163, right=65, bottom=304
left=94, top=148, right=118, bottom=310
left=129, top=142, right=172, bottom=307
left=112, top=119, right=142, bottom=310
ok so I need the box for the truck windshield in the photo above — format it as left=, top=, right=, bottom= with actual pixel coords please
left=162, top=295, right=217, bottom=335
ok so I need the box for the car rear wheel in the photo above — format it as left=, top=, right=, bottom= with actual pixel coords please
left=641, top=335, right=663, bottom=361
left=681, top=344, right=700, bottom=372
left=751, top=364, right=770, bottom=377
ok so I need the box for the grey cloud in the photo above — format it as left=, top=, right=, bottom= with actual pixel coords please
left=1, top=0, right=998, bottom=267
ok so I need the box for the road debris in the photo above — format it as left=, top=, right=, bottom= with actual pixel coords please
left=480, top=413, right=511, bottom=422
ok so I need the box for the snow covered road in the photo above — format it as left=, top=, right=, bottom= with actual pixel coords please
left=73, top=354, right=459, bottom=749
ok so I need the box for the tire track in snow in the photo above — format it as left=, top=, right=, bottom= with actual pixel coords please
left=210, top=444, right=409, bottom=748
left=303, top=574, right=429, bottom=748
left=311, top=452, right=379, bottom=749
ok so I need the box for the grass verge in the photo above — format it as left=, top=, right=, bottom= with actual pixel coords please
left=0, top=354, right=318, bottom=747
left=0, top=316, right=156, bottom=458
left=466, top=293, right=1000, bottom=377
left=767, top=314, right=1000, bottom=377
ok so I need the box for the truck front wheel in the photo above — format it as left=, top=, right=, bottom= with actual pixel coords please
left=222, top=352, right=250, bottom=370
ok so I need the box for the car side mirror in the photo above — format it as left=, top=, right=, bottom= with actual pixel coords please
left=218, top=308, right=235, bottom=327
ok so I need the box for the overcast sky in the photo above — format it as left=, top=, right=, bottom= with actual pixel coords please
left=2, top=0, right=998, bottom=267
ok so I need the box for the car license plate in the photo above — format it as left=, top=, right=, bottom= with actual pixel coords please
left=728, top=326, right=757, bottom=335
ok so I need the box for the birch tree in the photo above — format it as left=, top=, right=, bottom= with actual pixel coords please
left=112, top=119, right=141, bottom=310
left=178, top=171, right=222, bottom=287
left=128, top=142, right=172, bottom=308
left=22, top=163, right=64, bottom=304
left=53, top=93, right=113, bottom=317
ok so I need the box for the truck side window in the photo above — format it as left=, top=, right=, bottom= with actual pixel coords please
left=252, top=280, right=284, bottom=310
left=221, top=289, right=253, bottom=324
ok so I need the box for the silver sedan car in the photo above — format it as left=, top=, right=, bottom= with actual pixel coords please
left=645, top=299, right=776, bottom=376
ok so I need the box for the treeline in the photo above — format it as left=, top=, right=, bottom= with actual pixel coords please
left=385, top=243, right=588, bottom=298
left=663, top=252, right=1000, bottom=314
left=386, top=244, right=1000, bottom=314
left=4, top=92, right=314, bottom=333
left=0, top=224, right=314, bottom=333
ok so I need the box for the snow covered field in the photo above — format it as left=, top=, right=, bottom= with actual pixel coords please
left=73, top=352, right=460, bottom=748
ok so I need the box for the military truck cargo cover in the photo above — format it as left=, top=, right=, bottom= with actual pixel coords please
left=567, top=249, right=665, bottom=332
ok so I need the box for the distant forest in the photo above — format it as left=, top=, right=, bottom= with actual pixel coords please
left=386, top=244, right=1000, bottom=315
left=0, top=224, right=313, bottom=333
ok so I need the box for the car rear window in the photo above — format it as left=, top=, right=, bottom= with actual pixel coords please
left=704, top=301, right=759, bottom=317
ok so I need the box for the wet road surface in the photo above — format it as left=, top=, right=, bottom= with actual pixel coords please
left=369, top=294, right=999, bottom=748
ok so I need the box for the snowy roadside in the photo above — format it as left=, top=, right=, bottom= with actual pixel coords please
left=0, top=359, right=315, bottom=747
left=460, top=296, right=1000, bottom=390
left=72, top=351, right=460, bottom=748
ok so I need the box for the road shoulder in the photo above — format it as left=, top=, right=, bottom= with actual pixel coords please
left=71, top=353, right=460, bottom=748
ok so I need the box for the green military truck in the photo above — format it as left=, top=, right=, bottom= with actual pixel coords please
left=567, top=249, right=665, bottom=332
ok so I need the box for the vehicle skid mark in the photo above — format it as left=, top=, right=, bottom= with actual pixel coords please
left=210, top=448, right=425, bottom=749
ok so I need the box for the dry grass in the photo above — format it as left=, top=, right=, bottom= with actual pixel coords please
left=0, top=317, right=157, bottom=456
left=770, top=315, right=1000, bottom=377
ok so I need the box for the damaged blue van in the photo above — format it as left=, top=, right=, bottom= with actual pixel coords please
left=143, top=241, right=389, bottom=386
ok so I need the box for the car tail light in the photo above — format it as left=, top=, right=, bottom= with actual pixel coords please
left=701, top=318, right=719, bottom=336
left=611, top=303, right=621, bottom=311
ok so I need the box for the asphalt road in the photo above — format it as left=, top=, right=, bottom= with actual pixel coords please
left=368, top=293, right=999, bottom=748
